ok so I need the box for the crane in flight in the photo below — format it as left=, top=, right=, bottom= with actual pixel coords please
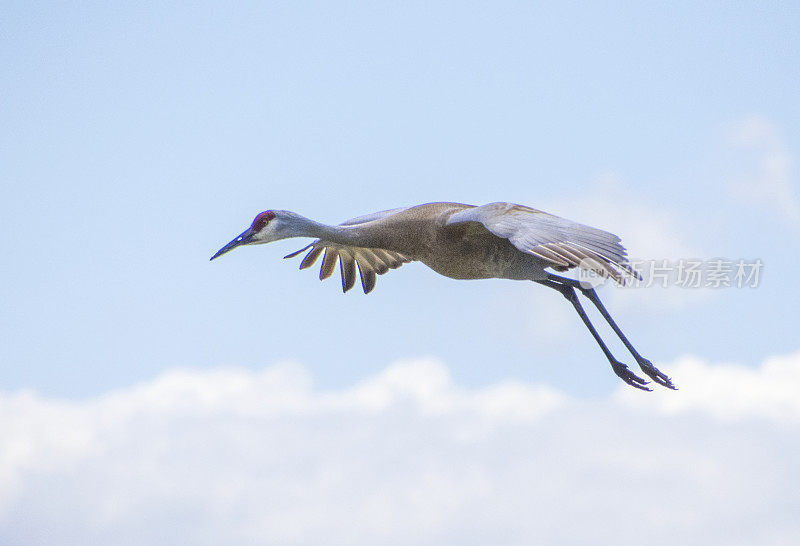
left=211, top=202, right=675, bottom=391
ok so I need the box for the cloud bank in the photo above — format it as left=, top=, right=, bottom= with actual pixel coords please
left=2, top=351, right=799, bottom=545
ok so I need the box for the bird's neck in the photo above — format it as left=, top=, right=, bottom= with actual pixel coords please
left=285, top=213, right=373, bottom=247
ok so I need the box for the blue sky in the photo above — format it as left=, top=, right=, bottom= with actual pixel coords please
left=1, top=3, right=799, bottom=542
left=3, top=1, right=797, bottom=396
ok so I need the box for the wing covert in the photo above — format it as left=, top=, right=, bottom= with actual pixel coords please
left=445, top=202, right=640, bottom=284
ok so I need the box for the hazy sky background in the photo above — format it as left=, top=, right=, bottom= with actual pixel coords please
left=2, top=2, right=799, bottom=543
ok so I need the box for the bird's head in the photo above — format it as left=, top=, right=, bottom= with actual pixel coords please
left=210, top=210, right=295, bottom=260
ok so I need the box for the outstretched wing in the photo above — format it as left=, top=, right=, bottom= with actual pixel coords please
left=445, top=202, right=640, bottom=285
left=284, top=208, right=413, bottom=294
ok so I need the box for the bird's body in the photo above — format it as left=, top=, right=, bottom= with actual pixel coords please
left=285, top=202, right=545, bottom=286
left=368, top=202, right=545, bottom=281
left=275, top=202, right=636, bottom=292
left=211, top=201, right=675, bottom=391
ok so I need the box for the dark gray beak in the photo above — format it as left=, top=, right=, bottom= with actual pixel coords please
left=210, top=229, right=254, bottom=261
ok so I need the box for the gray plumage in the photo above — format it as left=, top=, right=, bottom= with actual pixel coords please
left=282, top=202, right=638, bottom=294
left=211, top=201, right=675, bottom=391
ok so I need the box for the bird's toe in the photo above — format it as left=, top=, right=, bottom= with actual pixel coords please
left=636, top=358, right=677, bottom=390
left=610, top=360, right=652, bottom=391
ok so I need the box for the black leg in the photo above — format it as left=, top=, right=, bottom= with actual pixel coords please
left=535, top=278, right=651, bottom=391
left=545, top=274, right=676, bottom=389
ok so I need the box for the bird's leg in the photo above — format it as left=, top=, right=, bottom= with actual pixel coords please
left=545, top=274, right=676, bottom=389
left=535, top=279, right=651, bottom=391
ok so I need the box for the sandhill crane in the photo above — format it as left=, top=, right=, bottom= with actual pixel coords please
left=211, top=202, right=675, bottom=391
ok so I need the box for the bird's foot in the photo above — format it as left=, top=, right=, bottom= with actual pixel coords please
left=635, top=357, right=677, bottom=390
left=610, top=360, right=652, bottom=391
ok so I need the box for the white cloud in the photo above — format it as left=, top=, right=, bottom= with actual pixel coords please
left=616, top=349, right=800, bottom=422
left=1, top=352, right=800, bottom=545
left=727, top=116, right=800, bottom=229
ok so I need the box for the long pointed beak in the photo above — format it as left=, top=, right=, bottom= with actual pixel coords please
left=210, top=229, right=254, bottom=261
